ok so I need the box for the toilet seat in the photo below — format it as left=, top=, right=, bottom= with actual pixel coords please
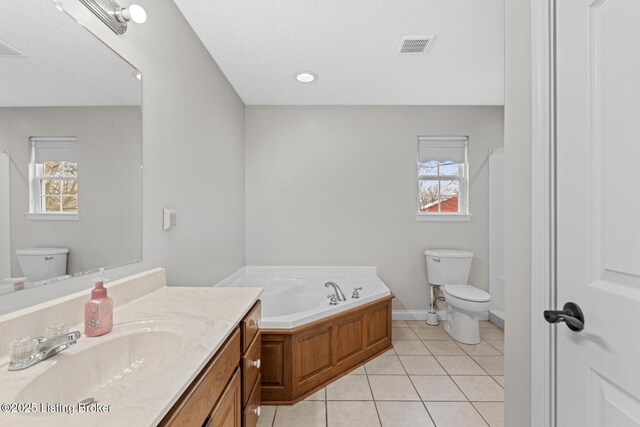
left=443, top=285, right=490, bottom=303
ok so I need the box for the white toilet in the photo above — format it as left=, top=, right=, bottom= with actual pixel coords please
left=424, top=249, right=490, bottom=344
left=16, top=248, right=69, bottom=282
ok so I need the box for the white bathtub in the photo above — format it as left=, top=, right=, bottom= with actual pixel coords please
left=218, top=266, right=392, bottom=329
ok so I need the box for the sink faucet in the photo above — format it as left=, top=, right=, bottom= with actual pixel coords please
left=324, top=282, right=347, bottom=302
left=8, top=331, right=81, bottom=371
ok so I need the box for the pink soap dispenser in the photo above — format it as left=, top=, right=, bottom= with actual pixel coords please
left=84, top=278, right=113, bottom=337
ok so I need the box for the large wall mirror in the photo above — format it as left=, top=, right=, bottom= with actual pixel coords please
left=0, top=0, right=142, bottom=295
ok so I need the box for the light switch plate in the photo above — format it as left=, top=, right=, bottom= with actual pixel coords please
left=163, top=208, right=176, bottom=231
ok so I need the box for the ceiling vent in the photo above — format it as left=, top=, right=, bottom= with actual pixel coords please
left=0, top=39, right=26, bottom=58
left=398, top=35, right=435, bottom=55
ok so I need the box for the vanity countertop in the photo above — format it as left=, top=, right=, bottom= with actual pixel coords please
left=0, top=285, right=262, bottom=427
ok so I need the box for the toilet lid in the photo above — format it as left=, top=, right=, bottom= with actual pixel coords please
left=16, top=248, right=69, bottom=256
left=443, top=285, right=490, bottom=303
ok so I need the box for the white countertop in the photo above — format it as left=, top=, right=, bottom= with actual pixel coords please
left=0, top=286, right=262, bottom=427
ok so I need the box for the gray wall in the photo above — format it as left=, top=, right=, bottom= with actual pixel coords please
left=0, top=0, right=246, bottom=313
left=504, top=0, right=532, bottom=425
left=245, top=106, right=504, bottom=312
left=0, top=106, right=142, bottom=276
left=60, top=0, right=247, bottom=287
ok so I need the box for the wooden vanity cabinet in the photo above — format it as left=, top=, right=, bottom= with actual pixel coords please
left=159, top=301, right=261, bottom=427
left=206, top=369, right=241, bottom=427
left=241, top=302, right=262, bottom=427
left=242, top=374, right=261, bottom=427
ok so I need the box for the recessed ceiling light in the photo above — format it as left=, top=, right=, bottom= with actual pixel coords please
left=294, top=71, right=317, bottom=83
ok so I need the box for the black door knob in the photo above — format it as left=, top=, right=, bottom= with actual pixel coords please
left=543, top=302, right=585, bottom=331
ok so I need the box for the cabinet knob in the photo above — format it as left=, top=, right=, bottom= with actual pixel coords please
left=250, top=318, right=261, bottom=328
left=250, top=359, right=261, bottom=369
left=252, top=406, right=261, bottom=417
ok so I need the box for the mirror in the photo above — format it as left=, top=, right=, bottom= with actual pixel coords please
left=0, top=0, right=142, bottom=295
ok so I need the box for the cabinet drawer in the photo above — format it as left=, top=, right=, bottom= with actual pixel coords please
left=242, top=332, right=261, bottom=406
left=242, top=301, right=261, bottom=353
left=160, top=329, right=241, bottom=427
left=242, top=374, right=262, bottom=427
left=206, top=368, right=241, bottom=427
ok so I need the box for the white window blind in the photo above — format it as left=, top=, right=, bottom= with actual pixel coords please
left=418, top=136, right=467, bottom=164
left=31, top=137, right=77, bottom=163
left=28, top=136, right=79, bottom=217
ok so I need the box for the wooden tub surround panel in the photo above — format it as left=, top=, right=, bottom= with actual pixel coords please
left=260, top=334, right=291, bottom=399
left=260, top=295, right=393, bottom=404
left=297, top=328, right=333, bottom=381
left=365, top=302, right=391, bottom=347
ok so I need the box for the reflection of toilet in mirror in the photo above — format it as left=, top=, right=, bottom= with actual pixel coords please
left=16, top=248, right=68, bottom=282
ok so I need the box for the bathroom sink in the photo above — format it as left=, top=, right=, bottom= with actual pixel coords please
left=12, top=318, right=218, bottom=406
left=0, top=286, right=256, bottom=427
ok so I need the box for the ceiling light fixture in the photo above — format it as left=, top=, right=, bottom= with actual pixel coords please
left=294, top=71, right=317, bottom=83
left=79, top=0, right=147, bottom=35
left=116, top=4, right=147, bottom=24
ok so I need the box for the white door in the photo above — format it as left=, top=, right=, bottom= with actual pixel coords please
left=554, top=0, right=640, bottom=425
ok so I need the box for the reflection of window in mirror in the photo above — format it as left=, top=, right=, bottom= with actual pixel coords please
left=28, top=137, right=78, bottom=220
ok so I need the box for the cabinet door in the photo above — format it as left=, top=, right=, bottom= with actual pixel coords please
left=161, top=329, right=241, bottom=427
left=242, top=332, right=261, bottom=406
left=243, top=374, right=262, bottom=427
left=242, top=301, right=261, bottom=352
left=206, top=369, right=241, bottom=427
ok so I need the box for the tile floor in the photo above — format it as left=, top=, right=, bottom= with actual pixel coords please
left=258, top=320, right=504, bottom=427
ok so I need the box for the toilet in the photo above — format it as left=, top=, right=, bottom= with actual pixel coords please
left=16, top=248, right=69, bottom=282
left=424, top=249, right=490, bottom=344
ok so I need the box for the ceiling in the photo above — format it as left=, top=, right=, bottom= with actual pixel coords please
left=0, top=0, right=141, bottom=107
left=174, top=0, right=504, bottom=105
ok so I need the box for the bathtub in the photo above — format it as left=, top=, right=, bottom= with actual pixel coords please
left=219, top=266, right=393, bottom=403
left=219, top=266, right=392, bottom=329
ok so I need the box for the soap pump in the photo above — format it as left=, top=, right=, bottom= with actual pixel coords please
left=84, top=274, right=113, bottom=337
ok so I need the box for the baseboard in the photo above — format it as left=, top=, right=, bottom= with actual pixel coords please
left=392, top=310, right=489, bottom=321
left=489, top=310, right=505, bottom=329
left=392, top=310, right=447, bottom=321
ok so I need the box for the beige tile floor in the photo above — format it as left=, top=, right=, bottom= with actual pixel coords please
left=258, top=320, right=504, bottom=427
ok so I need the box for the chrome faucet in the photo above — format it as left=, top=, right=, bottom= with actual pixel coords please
left=324, top=282, right=347, bottom=302
left=8, top=331, right=81, bottom=371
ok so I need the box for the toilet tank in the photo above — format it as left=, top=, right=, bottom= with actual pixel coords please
left=424, top=249, right=474, bottom=285
left=16, top=248, right=68, bottom=282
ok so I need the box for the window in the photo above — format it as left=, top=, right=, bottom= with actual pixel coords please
left=28, top=137, right=78, bottom=219
left=416, top=136, right=470, bottom=221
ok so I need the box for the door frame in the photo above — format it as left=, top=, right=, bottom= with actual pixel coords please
left=531, top=0, right=556, bottom=426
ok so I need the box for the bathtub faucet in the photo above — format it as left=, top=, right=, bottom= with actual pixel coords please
left=324, top=282, right=347, bottom=302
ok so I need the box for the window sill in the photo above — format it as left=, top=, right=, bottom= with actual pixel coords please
left=415, top=213, right=472, bottom=222
left=26, top=213, right=79, bottom=221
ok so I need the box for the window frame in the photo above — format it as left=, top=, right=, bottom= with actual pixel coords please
left=27, top=137, right=79, bottom=221
left=415, top=136, right=472, bottom=222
